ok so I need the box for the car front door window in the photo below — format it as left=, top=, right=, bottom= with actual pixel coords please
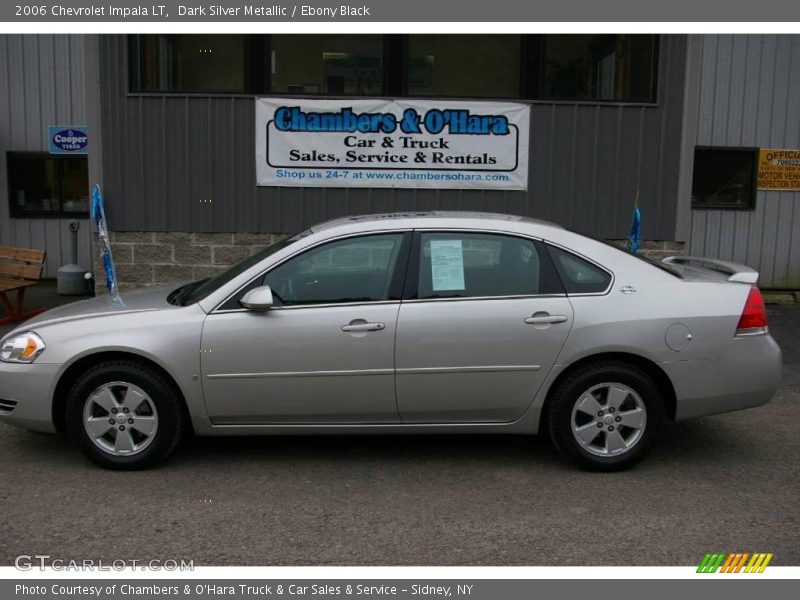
left=265, top=234, right=405, bottom=307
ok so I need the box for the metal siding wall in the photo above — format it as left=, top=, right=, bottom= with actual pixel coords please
left=0, top=35, right=92, bottom=278
left=98, top=35, right=687, bottom=241
left=689, top=35, right=800, bottom=288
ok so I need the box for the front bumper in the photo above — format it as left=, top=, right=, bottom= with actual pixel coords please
left=665, top=333, right=782, bottom=420
left=0, top=362, right=62, bottom=433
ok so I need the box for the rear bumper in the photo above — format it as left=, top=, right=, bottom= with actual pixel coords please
left=665, top=333, right=782, bottom=420
left=0, top=362, right=61, bottom=433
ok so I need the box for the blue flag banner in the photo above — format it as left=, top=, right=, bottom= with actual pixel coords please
left=91, top=184, right=124, bottom=307
left=628, top=206, right=642, bottom=254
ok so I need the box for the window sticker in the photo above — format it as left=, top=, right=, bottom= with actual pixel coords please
left=430, top=239, right=465, bottom=291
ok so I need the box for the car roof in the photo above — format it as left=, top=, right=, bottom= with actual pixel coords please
left=306, top=211, right=563, bottom=234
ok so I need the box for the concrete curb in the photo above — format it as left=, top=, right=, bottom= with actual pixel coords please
left=762, top=291, right=800, bottom=305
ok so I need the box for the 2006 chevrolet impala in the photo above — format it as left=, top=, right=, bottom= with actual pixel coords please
left=0, top=212, right=782, bottom=470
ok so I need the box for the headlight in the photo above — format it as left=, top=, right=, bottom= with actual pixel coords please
left=0, top=332, right=46, bottom=363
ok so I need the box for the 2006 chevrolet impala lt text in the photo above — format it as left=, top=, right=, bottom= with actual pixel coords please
left=0, top=212, right=782, bottom=470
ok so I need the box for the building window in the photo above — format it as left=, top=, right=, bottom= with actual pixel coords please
left=129, top=34, right=269, bottom=93
left=127, top=34, right=659, bottom=104
left=528, top=35, right=658, bottom=102
left=691, top=147, right=758, bottom=210
left=270, top=35, right=384, bottom=95
left=6, top=152, right=89, bottom=218
left=407, top=35, right=521, bottom=98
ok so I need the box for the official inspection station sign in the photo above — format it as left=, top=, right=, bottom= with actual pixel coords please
left=758, top=148, right=800, bottom=190
left=256, top=98, right=530, bottom=190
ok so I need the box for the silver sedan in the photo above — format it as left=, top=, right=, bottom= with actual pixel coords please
left=0, top=212, right=782, bottom=470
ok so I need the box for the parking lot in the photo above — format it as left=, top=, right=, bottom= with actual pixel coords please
left=0, top=285, right=798, bottom=566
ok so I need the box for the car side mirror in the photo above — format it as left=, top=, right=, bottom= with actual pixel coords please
left=240, top=285, right=274, bottom=311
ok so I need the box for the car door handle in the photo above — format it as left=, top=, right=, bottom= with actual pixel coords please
left=341, top=322, right=386, bottom=332
left=524, top=314, right=568, bottom=325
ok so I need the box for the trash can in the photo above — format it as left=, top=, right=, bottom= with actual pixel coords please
left=57, top=221, right=92, bottom=296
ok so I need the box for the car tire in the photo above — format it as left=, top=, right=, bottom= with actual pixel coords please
left=65, top=360, right=186, bottom=470
left=546, top=361, right=664, bottom=471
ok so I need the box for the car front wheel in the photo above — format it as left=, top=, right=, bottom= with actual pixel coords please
left=65, top=360, right=185, bottom=470
left=547, top=361, right=665, bottom=471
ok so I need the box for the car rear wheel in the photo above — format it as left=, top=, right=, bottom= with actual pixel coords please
left=65, top=360, right=185, bottom=470
left=547, top=361, right=664, bottom=471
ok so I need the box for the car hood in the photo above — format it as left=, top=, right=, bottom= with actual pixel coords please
left=9, top=285, right=184, bottom=333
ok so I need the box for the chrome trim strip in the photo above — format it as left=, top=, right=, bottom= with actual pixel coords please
left=209, top=421, right=516, bottom=429
left=402, top=294, right=566, bottom=304
left=735, top=326, right=769, bottom=337
left=397, top=365, right=540, bottom=374
left=412, top=226, right=543, bottom=241
left=207, top=368, right=394, bottom=380
left=213, top=300, right=401, bottom=314
left=208, top=365, right=540, bottom=379
left=216, top=295, right=568, bottom=313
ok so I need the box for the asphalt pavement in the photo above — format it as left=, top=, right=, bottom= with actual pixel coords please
left=0, top=285, right=798, bottom=566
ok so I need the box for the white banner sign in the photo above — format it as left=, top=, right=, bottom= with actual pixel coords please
left=256, top=98, right=529, bottom=190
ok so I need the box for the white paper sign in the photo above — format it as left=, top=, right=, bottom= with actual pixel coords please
left=430, top=240, right=465, bottom=291
left=256, top=98, right=530, bottom=190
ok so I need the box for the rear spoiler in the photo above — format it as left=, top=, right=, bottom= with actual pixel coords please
left=662, top=256, right=759, bottom=284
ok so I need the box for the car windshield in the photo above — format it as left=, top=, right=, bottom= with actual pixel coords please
left=167, top=236, right=298, bottom=306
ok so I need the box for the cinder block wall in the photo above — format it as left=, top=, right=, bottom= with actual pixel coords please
left=94, top=232, right=684, bottom=294
left=93, top=232, right=284, bottom=292
left=606, top=240, right=686, bottom=262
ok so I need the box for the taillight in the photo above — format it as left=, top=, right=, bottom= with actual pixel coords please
left=736, top=286, right=768, bottom=335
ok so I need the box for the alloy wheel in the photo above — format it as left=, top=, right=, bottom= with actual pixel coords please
left=82, top=381, right=159, bottom=456
left=570, top=382, right=647, bottom=457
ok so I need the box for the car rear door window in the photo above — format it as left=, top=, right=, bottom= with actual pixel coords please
left=263, top=233, right=405, bottom=306
left=547, top=245, right=612, bottom=294
left=415, top=232, right=557, bottom=299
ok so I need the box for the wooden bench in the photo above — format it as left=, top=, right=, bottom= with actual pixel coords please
left=0, top=246, right=47, bottom=325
